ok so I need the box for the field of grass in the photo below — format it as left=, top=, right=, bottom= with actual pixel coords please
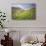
left=12, top=8, right=36, bottom=20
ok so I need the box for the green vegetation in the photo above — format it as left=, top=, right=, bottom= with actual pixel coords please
left=12, top=8, right=36, bottom=20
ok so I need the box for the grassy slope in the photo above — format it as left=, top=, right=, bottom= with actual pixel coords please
left=12, top=8, right=36, bottom=20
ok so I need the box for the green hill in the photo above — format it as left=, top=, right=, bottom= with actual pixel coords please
left=12, top=7, right=36, bottom=20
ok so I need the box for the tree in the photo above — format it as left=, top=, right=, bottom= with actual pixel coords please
left=0, top=11, right=6, bottom=28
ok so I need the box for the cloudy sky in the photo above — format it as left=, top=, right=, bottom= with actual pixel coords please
left=12, top=3, right=36, bottom=10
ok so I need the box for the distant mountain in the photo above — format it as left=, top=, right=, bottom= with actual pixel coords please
left=12, top=7, right=24, bottom=11
left=12, top=7, right=36, bottom=13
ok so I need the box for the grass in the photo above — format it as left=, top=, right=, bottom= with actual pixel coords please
left=12, top=8, right=36, bottom=20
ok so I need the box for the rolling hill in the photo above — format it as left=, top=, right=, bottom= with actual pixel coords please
left=12, top=7, right=36, bottom=20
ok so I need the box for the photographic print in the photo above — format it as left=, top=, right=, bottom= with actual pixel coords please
left=12, top=3, right=36, bottom=20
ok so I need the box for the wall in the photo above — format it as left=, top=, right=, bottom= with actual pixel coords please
left=0, top=0, right=46, bottom=27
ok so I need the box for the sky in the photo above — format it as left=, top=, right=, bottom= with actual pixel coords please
left=13, top=3, right=36, bottom=10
